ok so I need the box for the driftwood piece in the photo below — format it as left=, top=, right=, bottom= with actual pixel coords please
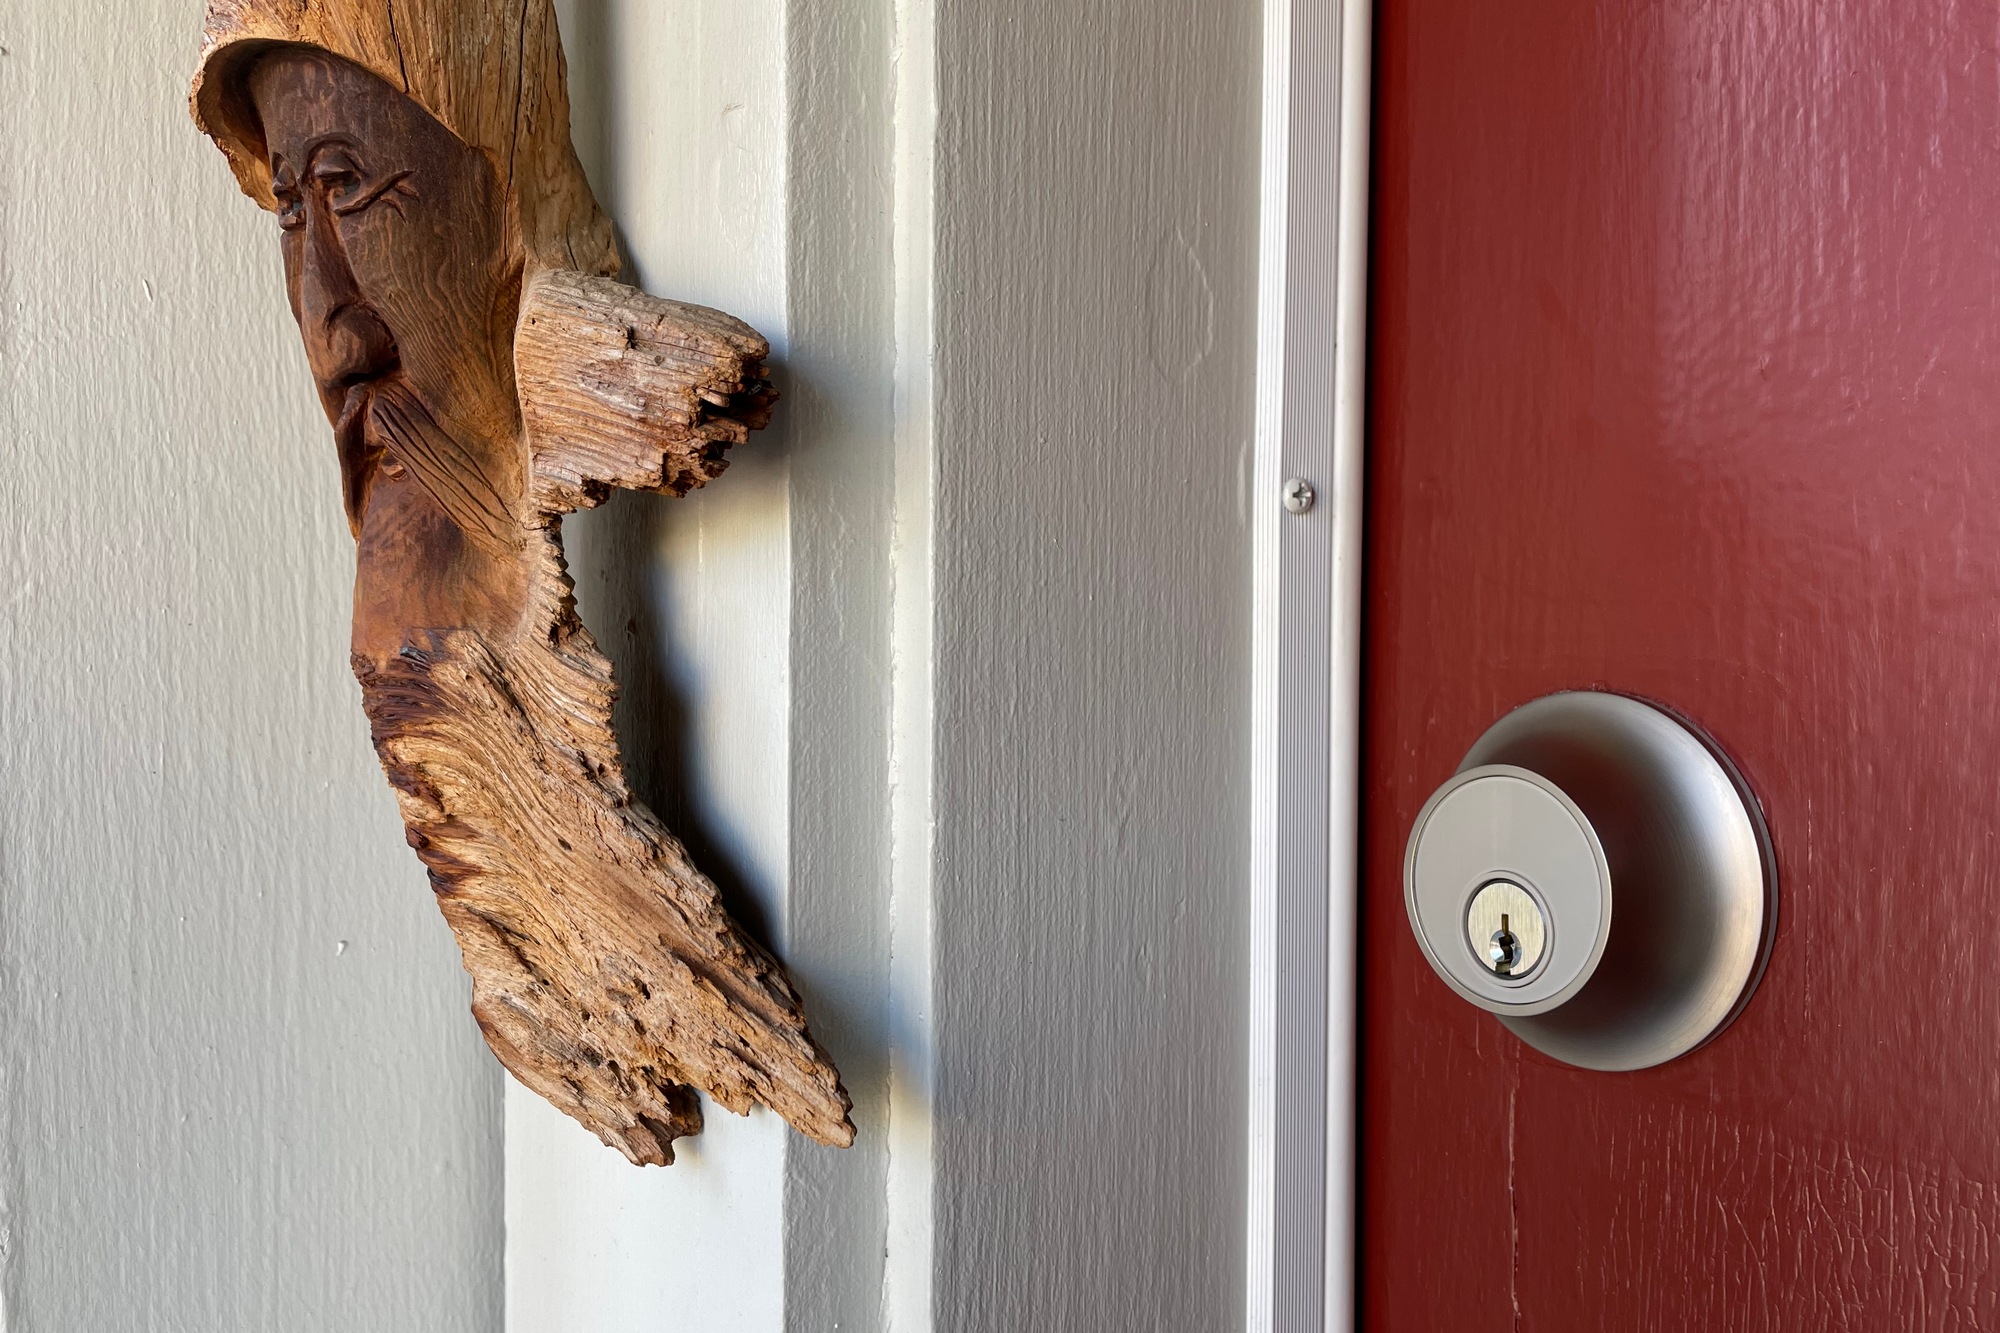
left=189, top=1, right=851, bottom=1165
left=518, top=269, right=779, bottom=511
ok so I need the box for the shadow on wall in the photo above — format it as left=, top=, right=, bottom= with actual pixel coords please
left=556, top=0, right=780, bottom=950
left=563, top=490, right=779, bottom=951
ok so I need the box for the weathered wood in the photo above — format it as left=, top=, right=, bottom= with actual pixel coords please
left=190, top=2, right=851, bottom=1166
left=518, top=269, right=778, bottom=512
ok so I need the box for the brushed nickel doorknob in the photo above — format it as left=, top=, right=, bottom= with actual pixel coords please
left=1403, top=691, right=1777, bottom=1071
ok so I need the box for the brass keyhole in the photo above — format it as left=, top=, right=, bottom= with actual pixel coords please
left=1466, top=879, right=1548, bottom=980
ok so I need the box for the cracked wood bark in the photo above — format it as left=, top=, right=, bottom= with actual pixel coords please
left=190, top=2, right=852, bottom=1166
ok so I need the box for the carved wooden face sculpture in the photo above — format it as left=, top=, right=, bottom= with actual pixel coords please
left=252, top=50, right=528, bottom=656
left=190, top=10, right=851, bottom=1167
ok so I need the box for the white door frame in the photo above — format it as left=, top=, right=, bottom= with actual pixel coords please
left=1246, top=0, right=1372, bottom=1328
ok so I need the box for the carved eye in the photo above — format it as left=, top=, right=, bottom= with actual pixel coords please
left=311, top=151, right=369, bottom=209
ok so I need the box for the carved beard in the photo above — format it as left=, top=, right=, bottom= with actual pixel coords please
left=343, top=386, right=852, bottom=1167
left=344, top=378, right=519, bottom=557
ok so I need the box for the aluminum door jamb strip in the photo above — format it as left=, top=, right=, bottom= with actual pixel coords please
left=1246, top=0, right=1372, bottom=1329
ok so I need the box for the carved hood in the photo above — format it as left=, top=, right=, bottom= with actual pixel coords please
left=188, top=0, right=617, bottom=278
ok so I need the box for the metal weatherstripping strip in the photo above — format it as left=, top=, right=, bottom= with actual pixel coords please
left=1247, top=0, right=1372, bottom=1329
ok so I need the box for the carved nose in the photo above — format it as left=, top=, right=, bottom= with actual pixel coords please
left=297, top=203, right=397, bottom=392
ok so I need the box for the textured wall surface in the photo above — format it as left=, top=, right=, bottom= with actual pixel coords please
left=512, top=0, right=1265, bottom=1326
left=0, top=2, right=503, bottom=1330
left=930, top=0, right=1262, bottom=1325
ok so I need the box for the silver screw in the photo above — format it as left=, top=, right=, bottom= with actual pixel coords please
left=1282, top=478, right=1316, bottom=515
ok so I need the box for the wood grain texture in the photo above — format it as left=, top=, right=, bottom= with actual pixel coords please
left=1367, top=0, right=2000, bottom=1324
left=518, top=268, right=777, bottom=511
left=189, top=2, right=851, bottom=1167
left=192, top=0, right=616, bottom=277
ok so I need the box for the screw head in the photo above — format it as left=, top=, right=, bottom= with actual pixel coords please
left=1282, top=478, right=1317, bottom=515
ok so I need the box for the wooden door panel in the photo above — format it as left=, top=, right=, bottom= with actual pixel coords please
left=1364, top=1, right=2000, bottom=1325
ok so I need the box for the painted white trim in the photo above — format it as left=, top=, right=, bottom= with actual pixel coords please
left=1247, top=0, right=1372, bottom=1328
left=884, top=0, right=938, bottom=1322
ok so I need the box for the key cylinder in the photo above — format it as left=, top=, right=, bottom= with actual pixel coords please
left=1465, top=879, right=1547, bottom=979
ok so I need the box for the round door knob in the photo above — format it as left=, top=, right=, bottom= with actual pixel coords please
left=1403, top=691, right=1777, bottom=1070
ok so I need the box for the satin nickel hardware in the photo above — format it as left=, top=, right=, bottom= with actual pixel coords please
left=1403, top=692, right=1776, bottom=1071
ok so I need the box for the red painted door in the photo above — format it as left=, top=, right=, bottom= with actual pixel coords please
left=1364, top=2, right=2000, bottom=1326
